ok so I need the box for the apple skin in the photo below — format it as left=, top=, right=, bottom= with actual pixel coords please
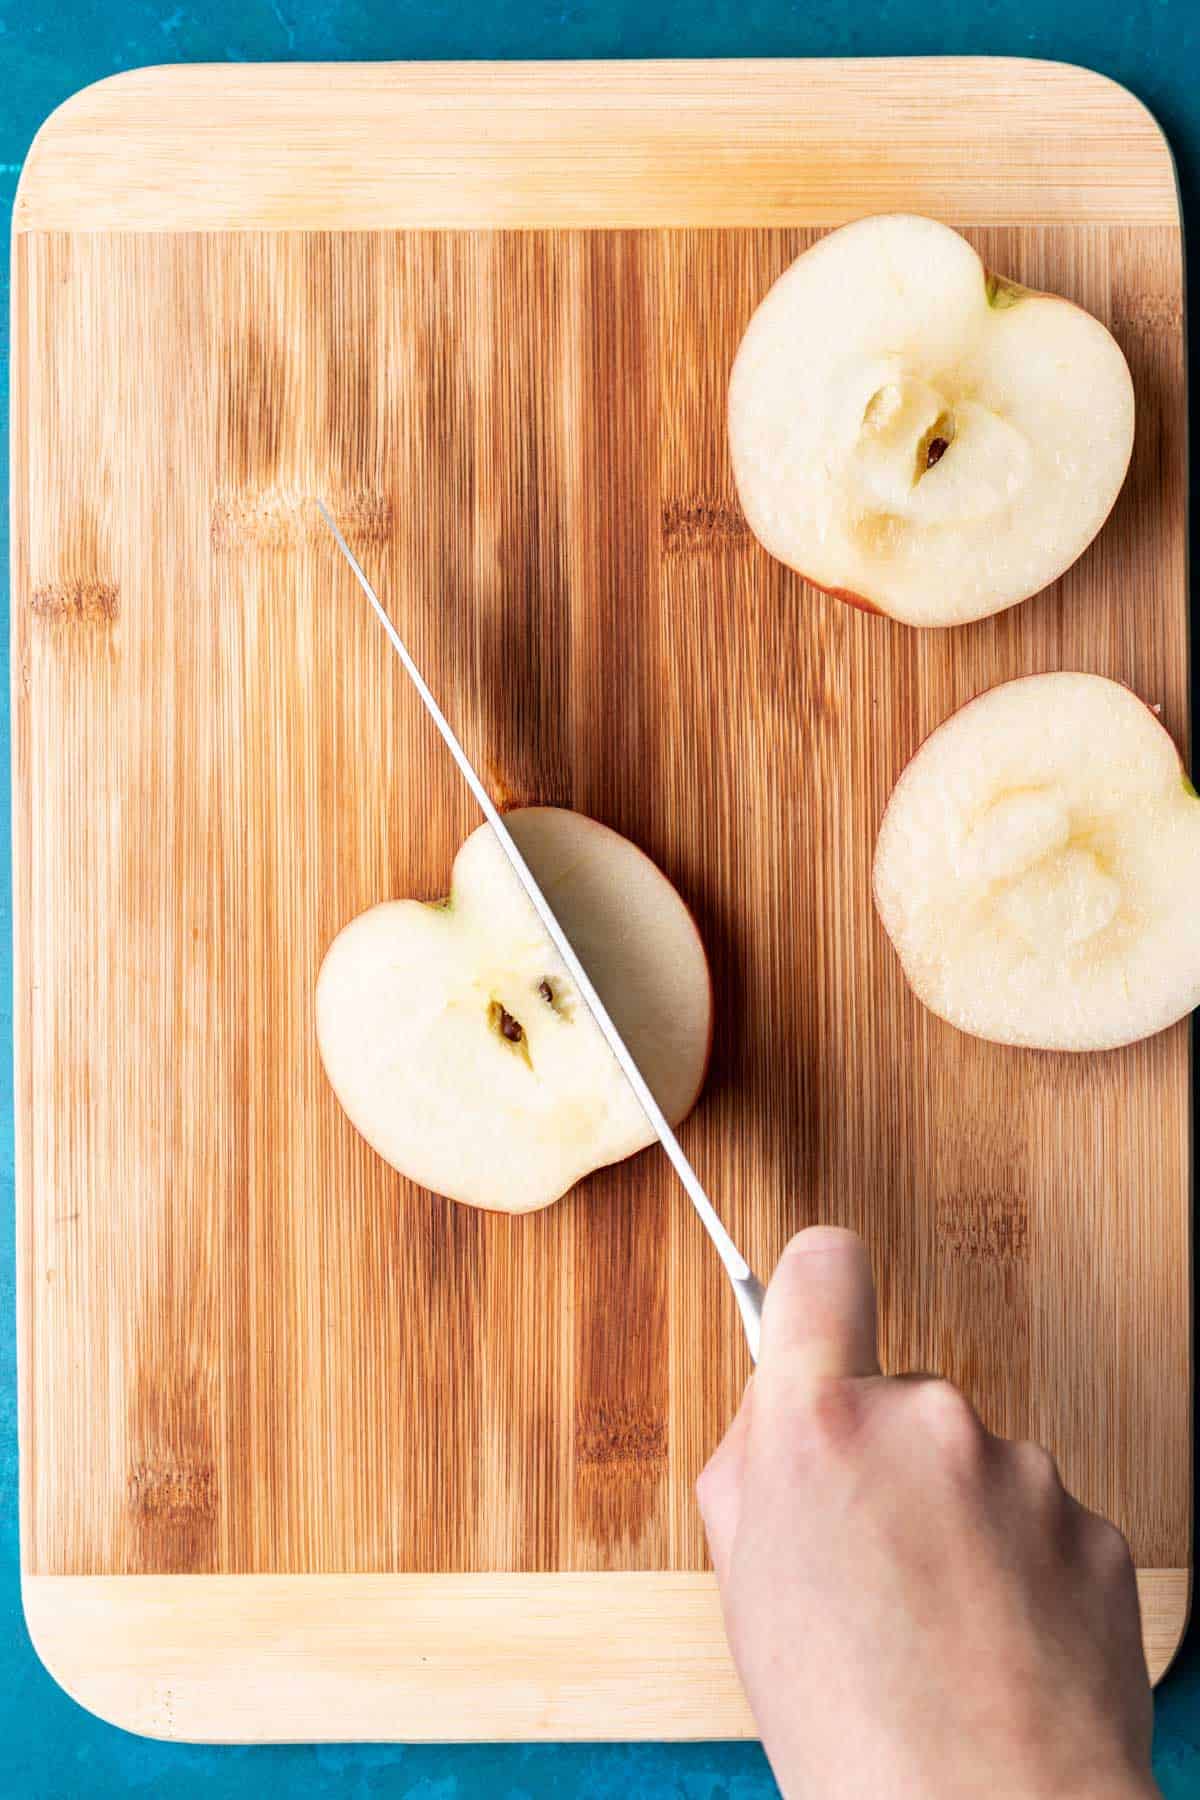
left=817, top=582, right=884, bottom=618
left=743, top=273, right=1130, bottom=625
left=872, top=673, right=1200, bottom=1052
left=465, top=810, right=716, bottom=1213
left=782, top=264, right=1110, bottom=628
left=729, top=215, right=1136, bottom=629
left=499, top=808, right=717, bottom=1133
left=316, top=807, right=715, bottom=1215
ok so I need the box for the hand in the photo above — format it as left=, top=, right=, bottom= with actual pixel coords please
left=699, top=1228, right=1157, bottom=1800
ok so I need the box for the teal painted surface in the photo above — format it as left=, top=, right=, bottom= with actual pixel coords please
left=2, top=4, right=1198, bottom=1795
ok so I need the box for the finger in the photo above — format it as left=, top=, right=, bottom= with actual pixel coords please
left=1070, top=1508, right=1153, bottom=1714
left=697, top=1376, right=755, bottom=1585
left=759, top=1227, right=880, bottom=1385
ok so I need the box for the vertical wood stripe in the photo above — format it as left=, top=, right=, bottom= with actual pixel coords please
left=12, top=61, right=1188, bottom=1738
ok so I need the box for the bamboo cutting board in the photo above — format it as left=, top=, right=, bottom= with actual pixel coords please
left=12, top=59, right=1190, bottom=1741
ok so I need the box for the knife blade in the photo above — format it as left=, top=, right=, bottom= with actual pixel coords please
left=317, top=500, right=765, bottom=1361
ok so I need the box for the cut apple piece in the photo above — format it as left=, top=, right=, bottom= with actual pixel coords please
left=316, top=807, right=713, bottom=1212
left=873, top=673, right=1200, bottom=1050
left=729, top=215, right=1135, bottom=627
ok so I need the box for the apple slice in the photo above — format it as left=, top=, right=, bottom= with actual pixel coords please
left=728, top=215, right=1135, bottom=627
left=316, top=807, right=712, bottom=1212
left=873, top=673, right=1200, bottom=1050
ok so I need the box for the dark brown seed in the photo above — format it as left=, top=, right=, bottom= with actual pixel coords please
left=538, top=979, right=555, bottom=1005
left=926, top=436, right=950, bottom=469
left=488, top=998, right=526, bottom=1044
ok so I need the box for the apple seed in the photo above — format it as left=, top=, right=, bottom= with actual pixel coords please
left=926, top=436, right=950, bottom=469
left=488, top=999, right=525, bottom=1045
left=538, top=978, right=555, bottom=1006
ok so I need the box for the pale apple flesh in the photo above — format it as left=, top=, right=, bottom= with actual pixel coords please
left=728, top=215, right=1135, bottom=628
left=873, top=673, right=1200, bottom=1050
left=316, top=807, right=713, bottom=1213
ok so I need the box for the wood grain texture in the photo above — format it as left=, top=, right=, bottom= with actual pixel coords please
left=12, top=61, right=1189, bottom=1740
left=17, top=1569, right=1192, bottom=1741
left=13, top=59, right=1179, bottom=233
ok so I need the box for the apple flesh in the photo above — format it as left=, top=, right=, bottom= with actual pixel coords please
left=728, top=215, right=1135, bottom=627
left=316, top=807, right=712, bottom=1212
left=873, top=673, right=1200, bottom=1050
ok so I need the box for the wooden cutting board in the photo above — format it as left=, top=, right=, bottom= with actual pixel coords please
left=13, top=59, right=1190, bottom=1742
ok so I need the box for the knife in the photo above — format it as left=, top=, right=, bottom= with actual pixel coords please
left=317, top=500, right=766, bottom=1362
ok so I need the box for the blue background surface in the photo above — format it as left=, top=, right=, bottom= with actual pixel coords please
left=2, top=4, right=1199, bottom=1795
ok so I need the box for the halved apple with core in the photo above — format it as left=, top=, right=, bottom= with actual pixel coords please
left=729, top=215, right=1135, bottom=627
left=873, top=673, right=1200, bottom=1050
left=316, top=807, right=712, bottom=1212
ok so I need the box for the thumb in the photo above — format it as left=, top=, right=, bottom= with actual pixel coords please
left=759, top=1227, right=880, bottom=1385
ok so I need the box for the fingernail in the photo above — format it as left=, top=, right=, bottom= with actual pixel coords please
left=783, top=1225, right=864, bottom=1259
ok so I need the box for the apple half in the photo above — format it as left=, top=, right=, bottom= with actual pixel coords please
left=873, top=673, right=1200, bottom=1051
left=316, top=807, right=713, bottom=1212
left=729, top=215, right=1135, bottom=627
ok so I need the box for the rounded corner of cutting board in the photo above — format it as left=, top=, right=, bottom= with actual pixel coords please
left=20, top=1573, right=176, bottom=1742
left=17, top=1573, right=759, bottom=1742
left=1047, top=58, right=1182, bottom=180
left=18, top=1570, right=1189, bottom=1738
left=9, top=56, right=1183, bottom=234
left=12, top=49, right=1190, bottom=1748
left=1142, top=1568, right=1193, bottom=1686
left=14, top=64, right=185, bottom=234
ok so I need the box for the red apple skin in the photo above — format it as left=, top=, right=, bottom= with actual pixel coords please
left=807, top=418, right=1130, bottom=626
left=495, top=804, right=716, bottom=1125
left=743, top=547, right=886, bottom=618
left=817, top=581, right=884, bottom=618
left=731, top=235, right=1134, bottom=629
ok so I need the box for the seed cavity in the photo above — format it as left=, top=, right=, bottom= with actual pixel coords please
left=918, top=413, right=956, bottom=480
left=487, top=1000, right=528, bottom=1062
left=536, top=975, right=576, bottom=1022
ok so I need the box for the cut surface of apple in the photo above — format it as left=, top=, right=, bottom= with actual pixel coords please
left=873, top=673, right=1200, bottom=1050
left=729, top=214, right=1135, bottom=627
left=316, top=807, right=712, bottom=1212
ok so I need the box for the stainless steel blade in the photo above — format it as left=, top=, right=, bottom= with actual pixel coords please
left=317, top=500, right=765, bottom=1360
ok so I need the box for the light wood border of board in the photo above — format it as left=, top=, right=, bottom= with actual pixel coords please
left=13, top=57, right=1179, bottom=233
left=21, top=1570, right=1189, bottom=1742
left=14, top=56, right=1190, bottom=1741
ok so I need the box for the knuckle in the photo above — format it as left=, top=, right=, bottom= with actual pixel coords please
left=1013, top=1440, right=1062, bottom=1496
left=760, top=1361, right=868, bottom=1455
left=1086, top=1513, right=1135, bottom=1574
left=911, top=1379, right=981, bottom=1455
left=804, top=1376, right=869, bottom=1450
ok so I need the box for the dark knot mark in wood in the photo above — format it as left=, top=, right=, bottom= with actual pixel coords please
left=937, top=1192, right=1030, bottom=1262
left=31, top=580, right=119, bottom=624
left=128, top=1461, right=217, bottom=1523
left=662, top=497, right=752, bottom=555
left=576, top=1404, right=667, bottom=1468
left=210, top=486, right=392, bottom=551
left=485, top=758, right=539, bottom=814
